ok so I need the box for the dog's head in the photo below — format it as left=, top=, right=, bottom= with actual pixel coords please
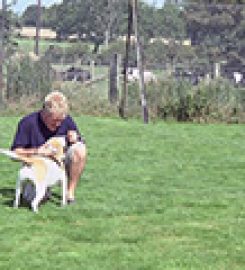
left=45, top=132, right=79, bottom=165
left=45, top=136, right=66, bottom=164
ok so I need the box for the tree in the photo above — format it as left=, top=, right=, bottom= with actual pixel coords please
left=54, top=0, right=111, bottom=51
left=38, top=0, right=130, bottom=50
left=182, top=0, right=245, bottom=74
left=0, top=0, right=18, bottom=107
left=21, top=5, right=45, bottom=26
left=155, top=2, right=187, bottom=40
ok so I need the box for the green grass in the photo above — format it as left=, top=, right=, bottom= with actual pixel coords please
left=0, top=116, right=244, bottom=269
left=15, top=38, right=69, bottom=55
left=15, top=38, right=93, bottom=55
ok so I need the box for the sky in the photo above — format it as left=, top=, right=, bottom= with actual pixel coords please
left=11, top=0, right=164, bottom=14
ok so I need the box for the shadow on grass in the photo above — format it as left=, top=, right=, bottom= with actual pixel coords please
left=0, top=186, right=62, bottom=208
left=0, top=187, right=15, bottom=207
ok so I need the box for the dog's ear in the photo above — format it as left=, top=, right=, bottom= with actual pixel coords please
left=48, top=138, right=65, bottom=153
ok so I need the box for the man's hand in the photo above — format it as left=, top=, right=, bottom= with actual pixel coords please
left=67, top=130, right=78, bottom=144
left=37, top=143, right=57, bottom=157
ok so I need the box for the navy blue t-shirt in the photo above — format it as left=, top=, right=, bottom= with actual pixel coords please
left=11, top=111, right=83, bottom=150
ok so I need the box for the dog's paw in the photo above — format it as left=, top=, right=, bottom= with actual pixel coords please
left=13, top=200, right=19, bottom=208
left=31, top=202, right=39, bottom=213
left=61, top=199, right=67, bottom=206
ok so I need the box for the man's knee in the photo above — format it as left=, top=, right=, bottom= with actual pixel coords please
left=66, top=142, right=86, bottom=165
left=72, top=145, right=86, bottom=164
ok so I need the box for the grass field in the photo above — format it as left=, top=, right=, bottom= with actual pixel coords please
left=15, top=38, right=65, bottom=55
left=0, top=116, right=244, bottom=269
left=15, top=38, right=79, bottom=55
left=15, top=38, right=97, bottom=56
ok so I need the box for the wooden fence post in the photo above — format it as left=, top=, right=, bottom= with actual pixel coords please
left=133, top=0, right=149, bottom=124
left=90, top=60, right=95, bottom=81
left=109, top=53, right=118, bottom=104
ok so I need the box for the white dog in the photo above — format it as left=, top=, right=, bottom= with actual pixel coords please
left=0, top=136, right=67, bottom=212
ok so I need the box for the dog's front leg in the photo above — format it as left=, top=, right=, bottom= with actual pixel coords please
left=31, top=184, right=46, bottom=213
left=13, top=177, right=21, bottom=208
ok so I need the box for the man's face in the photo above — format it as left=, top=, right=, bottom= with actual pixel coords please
left=44, top=112, right=65, bottom=131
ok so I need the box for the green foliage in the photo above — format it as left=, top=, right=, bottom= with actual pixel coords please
left=20, top=0, right=186, bottom=50
left=21, top=5, right=45, bottom=27
left=0, top=9, right=14, bottom=47
left=127, top=78, right=244, bottom=123
left=44, top=42, right=92, bottom=64
left=145, top=41, right=196, bottom=68
left=0, top=6, right=19, bottom=59
left=183, top=2, right=245, bottom=70
left=184, top=0, right=245, bottom=4
left=6, top=55, right=51, bottom=100
left=22, top=4, right=60, bottom=28
left=155, top=3, right=187, bottom=39
left=3, top=73, right=244, bottom=123
left=97, top=40, right=137, bottom=66
left=62, top=43, right=92, bottom=64
left=144, top=41, right=168, bottom=67
left=54, top=0, right=112, bottom=43
left=17, top=0, right=244, bottom=72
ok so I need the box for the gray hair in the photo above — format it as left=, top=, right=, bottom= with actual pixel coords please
left=43, top=91, right=68, bottom=115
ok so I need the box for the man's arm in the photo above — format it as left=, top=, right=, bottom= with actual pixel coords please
left=14, top=145, right=56, bottom=157
left=14, top=147, right=38, bottom=157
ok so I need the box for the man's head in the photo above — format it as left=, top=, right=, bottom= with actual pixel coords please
left=41, top=91, right=68, bottom=131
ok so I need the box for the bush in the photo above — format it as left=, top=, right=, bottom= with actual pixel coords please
left=191, top=79, right=240, bottom=122
left=54, top=80, right=118, bottom=117
left=6, top=55, right=51, bottom=101
left=97, top=41, right=137, bottom=66
left=2, top=63, right=244, bottom=124
left=45, top=43, right=92, bottom=64
left=63, top=43, right=91, bottom=64
left=127, top=77, right=244, bottom=123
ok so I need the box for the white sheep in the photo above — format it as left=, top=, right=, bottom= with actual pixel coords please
left=127, top=68, right=157, bottom=83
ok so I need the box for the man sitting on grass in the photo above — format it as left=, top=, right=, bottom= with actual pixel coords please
left=11, top=91, right=87, bottom=203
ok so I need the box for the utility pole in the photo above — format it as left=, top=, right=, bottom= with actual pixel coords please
left=109, top=53, right=118, bottom=104
left=0, top=0, right=7, bottom=107
left=106, top=0, right=117, bottom=47
left=35, top=0, right=41, bottom=55
left=132, top=0, right=149, bottom=124
left=105, top=0, right=112, bottom=48
left=119, top=0, right=133, bottom=119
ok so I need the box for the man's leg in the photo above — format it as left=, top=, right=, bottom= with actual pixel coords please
left=66, top=143, right=87, bottom=201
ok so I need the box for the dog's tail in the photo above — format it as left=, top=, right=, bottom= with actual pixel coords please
left=0, top=148, right=32, bottom=164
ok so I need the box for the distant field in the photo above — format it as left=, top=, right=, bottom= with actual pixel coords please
left=0, top=116, right=244, bottom=269
left=14, top=38, right=70, bottom=54
left=15, top=38, right=93, bottom=55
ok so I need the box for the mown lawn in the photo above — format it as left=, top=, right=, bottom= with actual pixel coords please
left=0, top=115, right=244, bottom=270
